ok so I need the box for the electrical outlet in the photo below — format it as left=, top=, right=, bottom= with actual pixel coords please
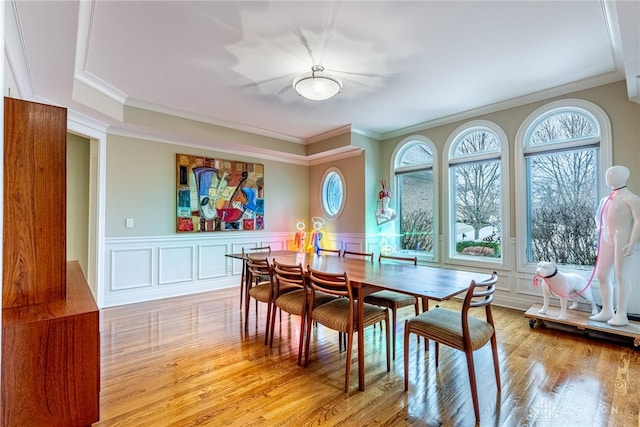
left=125, top=218, right=134, bottom=228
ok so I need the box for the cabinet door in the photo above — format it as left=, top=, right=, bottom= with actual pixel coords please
left=3, top=97, right=67, bottom=308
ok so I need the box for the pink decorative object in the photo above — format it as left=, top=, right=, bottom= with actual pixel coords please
left=375, top=179, right=396, bottom=226
left=378, top=179, right=392, bottom=200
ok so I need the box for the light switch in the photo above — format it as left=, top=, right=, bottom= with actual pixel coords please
left=126, top=218, right=134, bottom=228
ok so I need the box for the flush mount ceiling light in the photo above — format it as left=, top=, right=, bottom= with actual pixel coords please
left=293, top=65, right=343, bottom=101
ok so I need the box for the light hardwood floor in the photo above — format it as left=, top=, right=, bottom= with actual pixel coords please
left=94, top=287, right=640, bottom=427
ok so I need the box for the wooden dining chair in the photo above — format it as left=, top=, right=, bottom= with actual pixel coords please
left=305, top=267, right=390, bottom=392
left=244, top=255, right=276, bottom=344
left=403, top=272, right=500, bottom=424
left=364, top=254, right=420, bottom=359
left=240, top=246, right=271, bottom=309
left=269, top=260, right=337, bottom=365
left=317, top=248, right=341, bottom=256
left=342, top=250, right=374, bottom=262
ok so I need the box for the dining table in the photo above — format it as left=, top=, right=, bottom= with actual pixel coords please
left=226, top=250, right=492, bottom=391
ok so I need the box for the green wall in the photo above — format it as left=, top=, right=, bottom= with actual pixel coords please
left=67, top=133, right=90, bottom=274
left=105, top=134, right=309, bottom=237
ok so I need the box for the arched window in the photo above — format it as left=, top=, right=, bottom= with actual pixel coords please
left=444, top=121, right=509, bottom=266
left=515, top=99, right=611, bottom=270
left=391, top=136, right=438, bottom=259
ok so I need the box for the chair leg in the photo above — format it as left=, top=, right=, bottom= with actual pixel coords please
left=384, top=312, right=390, bottom=372
left=264, top=299, right=272, bottom=346
left=435, top=342, right=440, bottom=366
left=304, top=312, right=313, bottom=368
left=404, top=320, right=410, bottom=391
left=491, top=334, right=501, bottom=391
left=244, top=290, right=251, bottom=333
left=240, top=260, right=248, bottom=310
left=413, top=301, right=420, bottom=346
left=297, top=312, right=306, bottom=366
left=464, top=349, right=481, bottom=423
left=391, top=307, right=397, bottom=360
left=269, top=301, right=278, bottom=347
left=338, top=332, right=346, bottom=352
left=344, top=331, right=353, bottom=393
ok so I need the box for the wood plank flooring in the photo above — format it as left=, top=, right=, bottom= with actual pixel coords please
left=94, top=288, right=640, bottom=427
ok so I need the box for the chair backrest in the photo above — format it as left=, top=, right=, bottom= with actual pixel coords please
left=306, top=266, right=352, bottom=300
left=317, top=248, right=341, bottom=256
left=342, top=250, right=374, bottom=262
left=378, top=254, right=417, bottom=265
left=461, top=271, right=498, bottom=329
left=242, top=245, right=271, bottom=257
left=272, top=259, right=305, bottom=295
left=246, top=255, right=272, bottom=282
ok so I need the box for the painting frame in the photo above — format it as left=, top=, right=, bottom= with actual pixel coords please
left=176, top=153, right=264, bottom=232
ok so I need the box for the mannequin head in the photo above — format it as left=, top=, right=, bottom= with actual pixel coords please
left=605, top=165, right=630, bottom=189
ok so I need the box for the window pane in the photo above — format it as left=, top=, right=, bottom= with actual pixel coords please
left=452, top=160, right=502, bottom=258
left=323, top=171, right=343, bottom=217
left=452, top=129, right=500, bottom=159
left=527, top=148, right=598, bottom=265
left=528, top=111, right=597, bottom=146
left=398, top=170, right=433, bottom=253
left=398, top=143, right=433, bottom=167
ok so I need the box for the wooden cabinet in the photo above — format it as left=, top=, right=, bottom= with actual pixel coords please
left=2, top=97, right=99, bottom=426
left=3, top=97, right=66, bottom=308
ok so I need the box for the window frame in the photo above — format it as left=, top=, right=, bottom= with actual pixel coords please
left=514, top=99, right=612, bottom=274
left=320, top=167, right=346, bottom=219
left=390, top=135, right=439, bottom=262
left=443, top=120, right=510, bottom=269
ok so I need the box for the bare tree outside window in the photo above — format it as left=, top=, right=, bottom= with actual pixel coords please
left=395, top=141, right=435, bottom=255
left=453, top=160, right=501, bottom=240
left=398, top=170, right=433, bottom=252
left=526, top=112, right=599, bottom=265
left=450, top=129, right=503, bottom=258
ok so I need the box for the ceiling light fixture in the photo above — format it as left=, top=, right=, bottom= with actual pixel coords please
left=293, top=65, right=342, bottom=101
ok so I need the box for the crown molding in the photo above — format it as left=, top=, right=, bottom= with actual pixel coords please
left=381, top=72, right=624, bottom=140
left=107, top=125, right=311, bottom=166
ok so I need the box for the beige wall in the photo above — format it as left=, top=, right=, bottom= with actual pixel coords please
left=105, top=134, right=309, bottom=237
left=106, top=80, right=639, bottom=245
left=309, top=153, right=366, bottom=236
left=67, top=133, right=90, bottom=275
left=380, top=80, right=640, bottom=239
left=305, top=131, right=384, bottom=238
left=352, top=132, right=383, bottom=234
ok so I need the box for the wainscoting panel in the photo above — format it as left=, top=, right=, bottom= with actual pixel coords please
left=198, top=243, right=228, bottom=279
left=158, top=246, right=194, bottom=285
left=110, top=248, right=153, bottom=291
left=102, top=233, right=296, bottom=308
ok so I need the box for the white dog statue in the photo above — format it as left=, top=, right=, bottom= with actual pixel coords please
left=535, top=261, right=598, bottom=320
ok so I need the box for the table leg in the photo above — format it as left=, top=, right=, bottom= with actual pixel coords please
left=240, top=259, right=249, bottom=310
left=358, top=287, right=365, bottom=391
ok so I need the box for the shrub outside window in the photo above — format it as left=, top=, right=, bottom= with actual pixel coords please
left=444, top=121, right=509, bottom=266
left=392, top=138, right=437, bottom=258
left=523, top=107, right=603, bottom=266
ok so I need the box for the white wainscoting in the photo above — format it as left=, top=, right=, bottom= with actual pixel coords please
left=102, top=232, right=293, bottom=308
left=103, top=233, right=639, bottom=316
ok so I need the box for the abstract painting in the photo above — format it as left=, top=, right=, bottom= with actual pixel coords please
left=176, top=154, right=264, bottom=232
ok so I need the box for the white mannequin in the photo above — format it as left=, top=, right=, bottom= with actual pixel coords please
left=590, top=165, right=640, bottom=326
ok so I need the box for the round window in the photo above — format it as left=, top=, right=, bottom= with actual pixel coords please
left=321, top=168, right=345, bottom=218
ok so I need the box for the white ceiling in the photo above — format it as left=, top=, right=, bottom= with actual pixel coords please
left=4, top=1, right=639, bottom=146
